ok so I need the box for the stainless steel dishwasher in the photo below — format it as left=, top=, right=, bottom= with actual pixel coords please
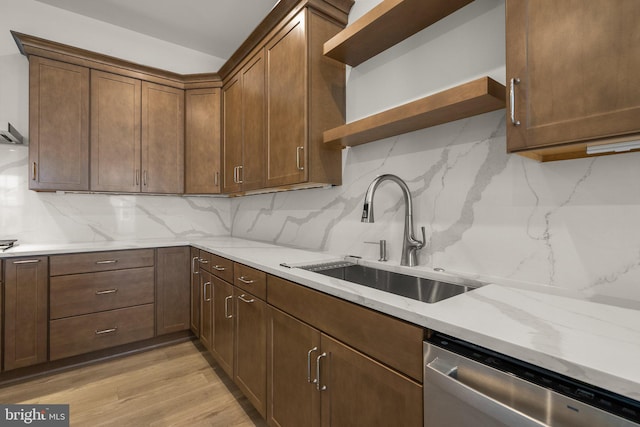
left=424, top=332, right=640, bottom=427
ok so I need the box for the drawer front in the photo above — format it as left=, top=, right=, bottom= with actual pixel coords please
left=50, top=249, right=155, bottom=276
left=210, top=254, right=233, bottom=283
left=50, top=267, right=155, bottom=319
left=234, top=263, right=266, bottom=300
left=267, top=275, right=424, bottom=382
left=49, top=304, right=155, bottom=360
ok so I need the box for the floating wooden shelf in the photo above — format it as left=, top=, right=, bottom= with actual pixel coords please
left=323, top=0, right=473, bottom=67
left=323, top=77, right=506, bottom=148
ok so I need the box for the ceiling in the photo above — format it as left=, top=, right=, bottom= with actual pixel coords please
left=34, top=0, right=281, bottom=60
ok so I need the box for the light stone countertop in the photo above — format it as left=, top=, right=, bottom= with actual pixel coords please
left=2, top=237, right=640, bottom=402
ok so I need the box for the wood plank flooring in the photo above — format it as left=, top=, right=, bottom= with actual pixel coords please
left=0, top=340, right=267, bottom=427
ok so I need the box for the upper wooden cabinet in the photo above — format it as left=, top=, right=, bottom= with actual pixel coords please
left=29, top=57, right=89, bottom=191
left=90, top=72, right=184, bottom=193
left=141, top=82, right=185, bottom=193
left=265, top=9, right=344, bottom=189
left=91, top=70, right=141, bottom=192
left=185, top=88, right=222, bottom=194
left=506, top=0, right=640, bottom=161
left=223, top=52, right=266, bottom=193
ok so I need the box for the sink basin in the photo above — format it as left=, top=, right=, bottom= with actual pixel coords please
left=299, top=261, right=478, bottom=303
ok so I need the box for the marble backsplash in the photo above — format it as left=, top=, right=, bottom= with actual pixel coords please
left=0, top=144, right=230, bottom=244
left=2, top=110, right=640, bottom=305
left=231, top=111, right=640, bottom=305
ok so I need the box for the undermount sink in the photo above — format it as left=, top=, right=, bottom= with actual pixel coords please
left=299, top=261, right=478, bottom=304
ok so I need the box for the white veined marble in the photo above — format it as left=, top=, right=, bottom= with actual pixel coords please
left=0, top=144, right=231, bottom=244
left=231, top=111, right=640, bottom=307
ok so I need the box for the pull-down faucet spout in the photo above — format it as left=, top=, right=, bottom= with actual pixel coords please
left=361, top=174, right=426, bottom=267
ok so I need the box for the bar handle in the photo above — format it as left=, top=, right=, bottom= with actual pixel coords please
left=224, top=295, right=233, bottom=318
left=95, top=327, right=118, bottom=335
left=32, top=162, right=37, bottom=181
left=203, top=281, right=212, bottom=302
left=316, top=352, right=327, bottom=391
left=95, top=289, right=118, bottom=295
left=13, top=259, right=41, bottom=264
left=296, top=146, right=304, bottom=171
left=238, top=294, right=255, bottom=304
left=95, top=260, right=118, bottom=265
left=212, top=265, right=226, bottom=272
left=510, top=77, right=521, bottom=126
left=237, top=276, right=255, bottom=285
left=307, top=347, right=318, bottom=384
left=192, top=256, right=200, bottom=274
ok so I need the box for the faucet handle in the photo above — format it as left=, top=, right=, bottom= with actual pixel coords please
left=418, top=226, right=426, bottom=249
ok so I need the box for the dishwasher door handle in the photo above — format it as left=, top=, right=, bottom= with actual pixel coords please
left=425, top=357, right=548, bottom=427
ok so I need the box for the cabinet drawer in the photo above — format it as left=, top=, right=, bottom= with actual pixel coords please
left=50, top=267, right=155, bottom=319
left=49, top=304, right=155, bottom=360
left=210, top=254, right=234, bottom=283
left=267, top=275, right=424, bottom=382
left=234, top=263, right=266, bottom=300
left=50, top=249, right=154, bottom=276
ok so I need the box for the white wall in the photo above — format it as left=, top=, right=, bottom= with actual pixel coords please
left=0, top=0, right=231, bottom=244
left=231, top=0, right=640, bottom=306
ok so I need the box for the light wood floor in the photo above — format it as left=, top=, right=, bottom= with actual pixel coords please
left=0, top=340, right=267, bottom=427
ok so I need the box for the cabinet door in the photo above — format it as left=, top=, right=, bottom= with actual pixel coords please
left=185, top=88, right=222, bottom=194
left=199, top=270, right=214, bottom=352
left=3, top=257, right=48, bottom=371
left=223, top=76, right=243, bottom=193
left=141, top=82, right=185, bottom=193
left=266, top=11, right=308, bottom=187
left=319, top=334, right=423, bottom=427
left=240, top=52, right=265, bottom=192
left=211, top=277, right=234, bottom=376
left=29, top=57, right=89, bottom=191
left=267, top=307, right=321, bottom=427
left=506, top=0, right=640, bottom=155
left=156, top=246, right=190, bottom=335
left=90, top=70, right=141, bottom=192
left=190, top=247, right=201, bottom=336
left=234, top=291, right=267, bottom=417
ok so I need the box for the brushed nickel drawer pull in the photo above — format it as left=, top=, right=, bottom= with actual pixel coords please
left=212, top=265, right=226, bottom=271
left=224, top=295, right=233, bottom=319
left=135, top=169, right=140, bottom=185
left=203, top=281, right=212, bottom=302
left=95, top=289, right=118, bottom=295
left=214, top=171, right=219, bottom=187
left=13, top=259, right=41, bottom=264
left=95, top=259, right=118, bottom=265
left=32, top=162, right=37, bottom=181
left=237, top=276, right=255, bottom=284
left=509, top=77, right=521, bottom=126
left=199, top=258, right=209, bottom=264
left=192, top=256, right=200, bottom=274
left=316, top=352, right=328, bottom=391
left=296, top=146, right=304, bottom=171
left=307, top=347, right=318, bottom=384
left=238, top=294, right=255, bottom=304
left=95, top=327, right=117, bottom=335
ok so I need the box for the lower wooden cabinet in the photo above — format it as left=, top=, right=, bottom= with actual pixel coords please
left=199, top=270, right=214, bottom=352
left=235, top=289, right=267, bottom=417
left=3, top=256, right=48, bottom=371
left=267, top=306, right=422, bottom=427
left=190, top=247, right=201, bottom=336
left=156, top=246, right=190, bottom=336
left=211, top=276, right=234, bottom=376
left=267, top=307, right=321, bottom=427
left=49, top=304, right=155, bottom=360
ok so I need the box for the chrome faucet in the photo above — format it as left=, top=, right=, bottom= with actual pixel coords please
left=361, top=174, right=426, bottom=267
